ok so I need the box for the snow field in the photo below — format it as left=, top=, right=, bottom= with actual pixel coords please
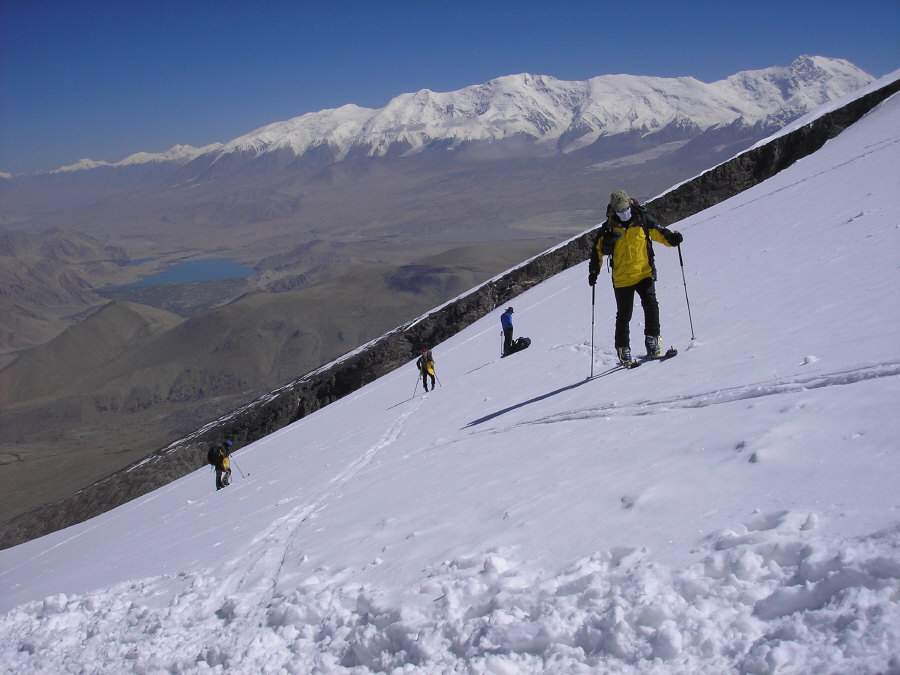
left=2, top=513, right=897, bottom=673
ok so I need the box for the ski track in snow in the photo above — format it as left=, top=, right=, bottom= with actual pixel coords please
left=219, top=395, right=423, bottom=596
left=524, top=361, right=900, bottom=427
left=465, top=360, right=900, bottom=431
left=47, top=397, right=432, bottom=672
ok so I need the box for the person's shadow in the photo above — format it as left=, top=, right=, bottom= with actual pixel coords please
left=464, top=365, right=622, bottom=428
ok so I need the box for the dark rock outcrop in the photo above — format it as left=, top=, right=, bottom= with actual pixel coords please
left=2, top=76, right=896, bottom=551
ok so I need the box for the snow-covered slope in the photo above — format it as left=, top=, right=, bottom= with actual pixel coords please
left=1, top=93, right=897, bottom=673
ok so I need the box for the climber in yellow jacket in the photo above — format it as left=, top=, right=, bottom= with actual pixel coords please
left=207, top=440, right=233, bottom=490
left=416, top=348, right=436, bottom=392
left=588, top=189, right=683, bottom=367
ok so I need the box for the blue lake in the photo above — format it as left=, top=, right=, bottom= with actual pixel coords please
left=129, top=259, right=257, bottom=287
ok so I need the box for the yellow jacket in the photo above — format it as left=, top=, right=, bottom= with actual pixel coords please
left=417, top=354, right=435, bottom=375
left=589, top=204, right=679, bottom=288
left=211, top=448, right=229, bottom=470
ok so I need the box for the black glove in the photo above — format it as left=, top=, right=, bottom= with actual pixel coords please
left=588, top=271, right=597, bottom=286
left=667, top=231, right=683, bottom=246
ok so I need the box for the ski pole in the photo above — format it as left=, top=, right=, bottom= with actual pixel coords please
left=413, top=376, right=419, bottom=397
left=590, top=284, right=596, bottom=378
left=677, top=245, right=696, bottom=340
left=231, top=457, right=245, bottom=478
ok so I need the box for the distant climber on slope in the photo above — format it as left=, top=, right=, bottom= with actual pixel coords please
left=416, top=348, right=436, bottom=392
left=207, top=440, right=233, bottom=490
left=500, top=307, right=514, bottom=356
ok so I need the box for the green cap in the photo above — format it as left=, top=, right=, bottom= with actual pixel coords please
left=610, top=190, right=630, bottom=211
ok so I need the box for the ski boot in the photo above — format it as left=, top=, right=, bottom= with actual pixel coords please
left=645, top=335, right=662, bottom=358
left=617, top=346, right=638, bottom=368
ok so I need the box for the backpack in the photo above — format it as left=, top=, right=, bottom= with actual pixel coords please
left=509, top=336, right=531, bottom=354
left=207, top=446, right=219, bottom=466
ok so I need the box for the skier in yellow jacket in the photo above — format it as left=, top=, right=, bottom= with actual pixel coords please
left=588, top=190, right=683, bottom=367
left=207, top=439, right=233, bottom=490
left=416, top=348, right=436, bottom=392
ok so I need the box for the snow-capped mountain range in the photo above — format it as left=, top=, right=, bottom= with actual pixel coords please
left=49, top=143, right=224, bottom=174
left=44, top=56, right=871, bottom=175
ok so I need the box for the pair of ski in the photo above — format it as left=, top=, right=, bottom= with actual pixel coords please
left=622, top=347, right=678, bottom=369
left=591, top=347, right=677, bottom=379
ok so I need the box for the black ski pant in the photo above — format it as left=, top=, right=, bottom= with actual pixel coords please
left=215, top=466, right=231, bottom=490
left=613, top=276, right=660, bottom=349
left=502, top=328, right=513, bottom=355
left=420, top=370, right=435, bottom=391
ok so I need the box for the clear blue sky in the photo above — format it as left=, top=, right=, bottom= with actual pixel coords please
left=1, top=0, right=897, bottom=174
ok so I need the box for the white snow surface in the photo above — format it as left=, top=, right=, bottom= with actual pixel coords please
left=1, top=94, right=899, bottom=673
